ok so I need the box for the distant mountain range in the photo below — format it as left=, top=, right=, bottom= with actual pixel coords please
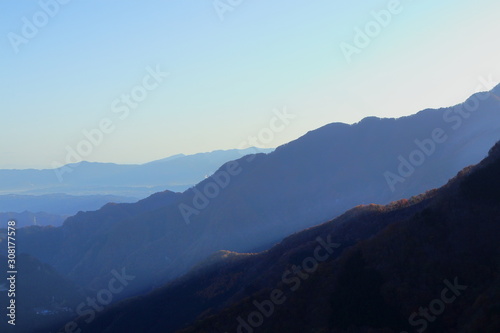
left=0, top=193, right=142, bottom=228
left=17, top=83, right=500, bottom=304
left=0, top=211, right=68, bottom=228
left=0, top=193, right=137, bottom=216
left=78, top=139, right=500, bottom=333
left=0, top=147, right=273, bottom=198
left=0, top=148, right=272, bottom=227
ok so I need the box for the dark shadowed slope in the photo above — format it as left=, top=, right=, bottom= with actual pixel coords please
left=0, top=254, right=83, bottom=333
left=78, top=141, right=500, bottom=333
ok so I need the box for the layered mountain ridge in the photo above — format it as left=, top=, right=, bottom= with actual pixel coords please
left=16, top=84, right=500, bottom=321
left=76, top=140, right=500, bottom=333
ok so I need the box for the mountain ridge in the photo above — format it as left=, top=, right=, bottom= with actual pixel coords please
left=17, top=85, right=500, bottom=318
left=75, top=140, right=500, bottom=333
left=0, top=148, right=273, bottom=198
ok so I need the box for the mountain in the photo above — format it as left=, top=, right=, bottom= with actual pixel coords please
left=17, top=190, right=183, bottom=290
left=75, top=140, right=500, bottom=333
left=0, top=211, right=68, bottom=228
left=0, top=253, right=83, bottom=333
left=0, top=193, right=137, bottom=216
left=18, top=85, right=500, bottom=312
left=0, top=148, right=273, bottom=198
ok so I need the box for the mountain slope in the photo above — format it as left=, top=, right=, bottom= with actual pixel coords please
left=0, top=254, right=83, bottom=333
left=19, top=85, right=500, bottom=304
left=17, top=190, right=183, bottom=286
left=0, top=193, right=137, bottom=216
left=0, top=211, right=67, bottom=228
left=0, top=148, right=272, bottom=198
left=78, top=141, right=500, bottom=333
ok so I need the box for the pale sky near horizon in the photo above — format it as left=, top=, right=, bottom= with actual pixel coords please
left=1, top=0, right=499, bottom=169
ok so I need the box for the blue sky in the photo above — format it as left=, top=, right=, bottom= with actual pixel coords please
left=0, top=0, right=499, bottom=169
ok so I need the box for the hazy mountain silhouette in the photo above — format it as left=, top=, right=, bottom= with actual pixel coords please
left=17, top=85, right=500, bottom=320
left=0, top=211, right=68, bottom=228
left=0, top=147, right=272, bottom=198
left=0, top=193, right=137, bottom=216
left=75, top=140, right=500, bottom=333
left=0, top=148, right=271, bottom=226
left=17, top=190, right=183, bottom=289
